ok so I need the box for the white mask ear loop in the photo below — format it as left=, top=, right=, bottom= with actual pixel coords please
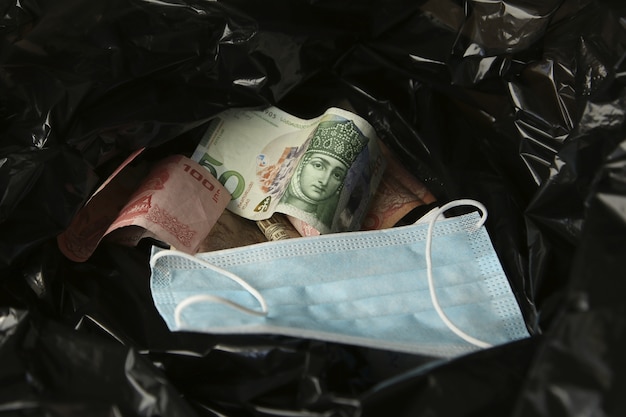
left=150, top=250, right=268, bottom=328
left=425, top=199, right=493, bottom=349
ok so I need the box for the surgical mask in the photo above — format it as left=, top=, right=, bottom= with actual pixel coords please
left=149, top=200, right=529, bottom=358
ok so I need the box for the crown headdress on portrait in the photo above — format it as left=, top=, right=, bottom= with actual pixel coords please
left=306, top=120, right=368, bottom=167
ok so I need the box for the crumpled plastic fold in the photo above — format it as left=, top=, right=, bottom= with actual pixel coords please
left=0, top=307, right=199, bottom=416
left=1, top=0, right=625, bottom=416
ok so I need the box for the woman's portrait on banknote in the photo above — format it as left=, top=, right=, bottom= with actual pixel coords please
left=278, top=119, right=368, bottom=231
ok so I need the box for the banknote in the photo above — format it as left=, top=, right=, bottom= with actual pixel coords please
left=256, top=214, right=301, bottom=241
left=360, top=141, right=437, bottom=230
left=286, top=142, right=437, bottom=235
left=192, top=106, right=386, bottom=234
left=285, top=215, right=321, bottom=237
left=57, top=149, right=148, bottom=262
left=198, top=210, right=267, bottom=252
left=58, top=153, right=230, bottom=262
left=199, top=212, right=300, bottom=252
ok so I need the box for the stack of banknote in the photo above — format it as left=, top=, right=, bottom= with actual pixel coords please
left=57, top=106, right=436, bottom=261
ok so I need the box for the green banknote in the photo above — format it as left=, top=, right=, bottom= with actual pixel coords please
left=191, top=106, right=386, bottom=234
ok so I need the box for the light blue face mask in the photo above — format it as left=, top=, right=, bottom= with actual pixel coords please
left=149, top=200, right=530, bottom=358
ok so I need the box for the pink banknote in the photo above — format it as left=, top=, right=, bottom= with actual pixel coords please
left=58, top=153, right=230, bottom=262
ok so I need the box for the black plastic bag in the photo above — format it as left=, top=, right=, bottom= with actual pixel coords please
left=1, top=0, right=625, bottom=416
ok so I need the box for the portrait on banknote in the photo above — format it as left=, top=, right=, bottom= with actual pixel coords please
left=276, top=119, right=368, bottom=231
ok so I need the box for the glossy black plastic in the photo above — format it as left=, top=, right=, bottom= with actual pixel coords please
left=1, top=0, right=625, bottom=415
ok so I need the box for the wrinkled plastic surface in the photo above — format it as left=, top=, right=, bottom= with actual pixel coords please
left=1, top=0, right=625, bottom=416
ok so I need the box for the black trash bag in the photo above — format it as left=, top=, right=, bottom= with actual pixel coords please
left=0, top=308, right=200, bottom=416
left=1, top=0, right=625, bottom=416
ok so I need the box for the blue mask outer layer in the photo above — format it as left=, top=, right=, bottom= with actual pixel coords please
left=149, top=211, right=530, bottom=358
